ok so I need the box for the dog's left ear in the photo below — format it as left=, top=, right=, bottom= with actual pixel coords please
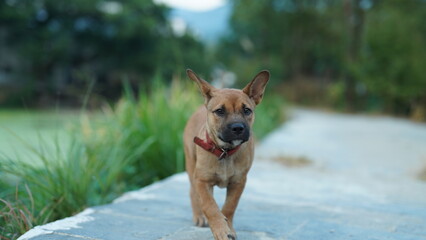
left=242, top=70, right=270, bottom=105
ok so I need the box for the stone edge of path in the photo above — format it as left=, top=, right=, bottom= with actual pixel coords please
left=17, top=173, right=188, bottom=240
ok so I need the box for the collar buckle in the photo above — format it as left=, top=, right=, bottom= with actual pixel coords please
left=218, top=149, right=228, bottom=160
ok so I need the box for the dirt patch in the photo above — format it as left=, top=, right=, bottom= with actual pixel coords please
left=418, top=165, right=426, bottom=181
left=271, top=155, right=312, bottom=168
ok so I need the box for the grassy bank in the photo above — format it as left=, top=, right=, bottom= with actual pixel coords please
left=0, top=80, right=285, bottom=240
left=0, top=110, right=80, bottom=161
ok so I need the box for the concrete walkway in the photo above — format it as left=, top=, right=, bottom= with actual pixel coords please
left=19, top=108, right=426, bottom=240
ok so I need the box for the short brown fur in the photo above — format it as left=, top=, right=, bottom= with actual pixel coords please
left=183, top=69, right=269, bottom=240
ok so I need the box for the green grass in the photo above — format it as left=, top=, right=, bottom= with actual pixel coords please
left=79, top=79, right=201, bottom=187
left=0, top=80, right=286, bottom=240
left=0, top=110, right=79, bottom=163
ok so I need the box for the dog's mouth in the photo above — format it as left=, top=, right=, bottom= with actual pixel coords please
left=218, top=135, right=248, bottom=149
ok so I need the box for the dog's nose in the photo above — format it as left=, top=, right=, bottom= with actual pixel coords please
left=229, top=123, right=245, bottom=135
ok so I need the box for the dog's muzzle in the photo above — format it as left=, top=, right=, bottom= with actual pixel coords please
left=219, top=122, right=250, bottom=146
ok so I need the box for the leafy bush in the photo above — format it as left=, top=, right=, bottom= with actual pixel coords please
left=253, top=94, right=286, bottom=139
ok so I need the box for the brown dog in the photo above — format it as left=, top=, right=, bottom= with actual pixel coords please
left=183, top=69, right=269, bottom=240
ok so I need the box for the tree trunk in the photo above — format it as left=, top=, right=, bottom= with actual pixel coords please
left=344, top=0, right=365, bottom=111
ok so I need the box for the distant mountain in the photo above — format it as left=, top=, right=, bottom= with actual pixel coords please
left=169, top=2, right=232, bottom=45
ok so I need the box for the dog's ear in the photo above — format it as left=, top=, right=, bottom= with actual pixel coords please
left=242, top=70, right=270, bottom=105
left=186, top=69, right=215, bottom=103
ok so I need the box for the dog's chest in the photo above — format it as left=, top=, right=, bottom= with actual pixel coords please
left=214, top=160, right=239, bottom=188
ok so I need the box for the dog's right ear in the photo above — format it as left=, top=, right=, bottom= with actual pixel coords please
left=186, top=69, right=215, bottom=103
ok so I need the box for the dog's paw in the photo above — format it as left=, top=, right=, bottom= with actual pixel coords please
left=193, top=214, right=208, bottom=227
left=228, top=226, right=236, bottom=239
left=225, top=218, right=236, bottom=236
left=213, top=228, right=236, bottom=240
left=227, top=234, right=236, bottom=240
left=210, top=219, right=237, bottom=240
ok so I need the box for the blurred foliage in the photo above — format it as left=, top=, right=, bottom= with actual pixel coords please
left=217, top=0, right=426, bottom=119
left=83, top=78, right=201, bottom=187
left=2, top=0, right=424, bottom=119
left=0, top=0, right=210, bottom=107
left=218, top=0, right=345, bottom=86
left=253, top=94, right=286, bottom=139
left=357, top=0, right=426, bottom=115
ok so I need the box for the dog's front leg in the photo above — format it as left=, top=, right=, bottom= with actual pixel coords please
left=221, top=176, right=247, bottom=236
left=195, top=180, right=235, bottom=240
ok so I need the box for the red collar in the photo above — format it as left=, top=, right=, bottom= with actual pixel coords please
left=193, top=132, right=241, bottom=160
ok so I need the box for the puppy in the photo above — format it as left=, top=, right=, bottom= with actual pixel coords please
left=183, top=69, right=269, bottom=240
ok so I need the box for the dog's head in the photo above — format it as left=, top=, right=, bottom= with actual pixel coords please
left=187, top=69, right=269, bottom=150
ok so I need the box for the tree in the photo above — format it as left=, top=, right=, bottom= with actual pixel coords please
left=343, top=0, right=365, bottom=110
left=218, top=0, right=426, bottom=118
left=217, top=0, right=345, bottom=86
left=0, top=0, right=209, bottom=107
left=357, top=0, right=426, bottom=116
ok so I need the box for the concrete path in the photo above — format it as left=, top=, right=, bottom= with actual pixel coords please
left=19, top=108, right=426, bottom=240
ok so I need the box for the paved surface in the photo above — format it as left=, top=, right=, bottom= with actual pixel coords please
left=19, top=108, right=426, bottom=240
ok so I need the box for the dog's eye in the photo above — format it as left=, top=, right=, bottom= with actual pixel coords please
left=214, top=108, right=225, bottom=116
left=243, top=107, right=252, bottom=116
